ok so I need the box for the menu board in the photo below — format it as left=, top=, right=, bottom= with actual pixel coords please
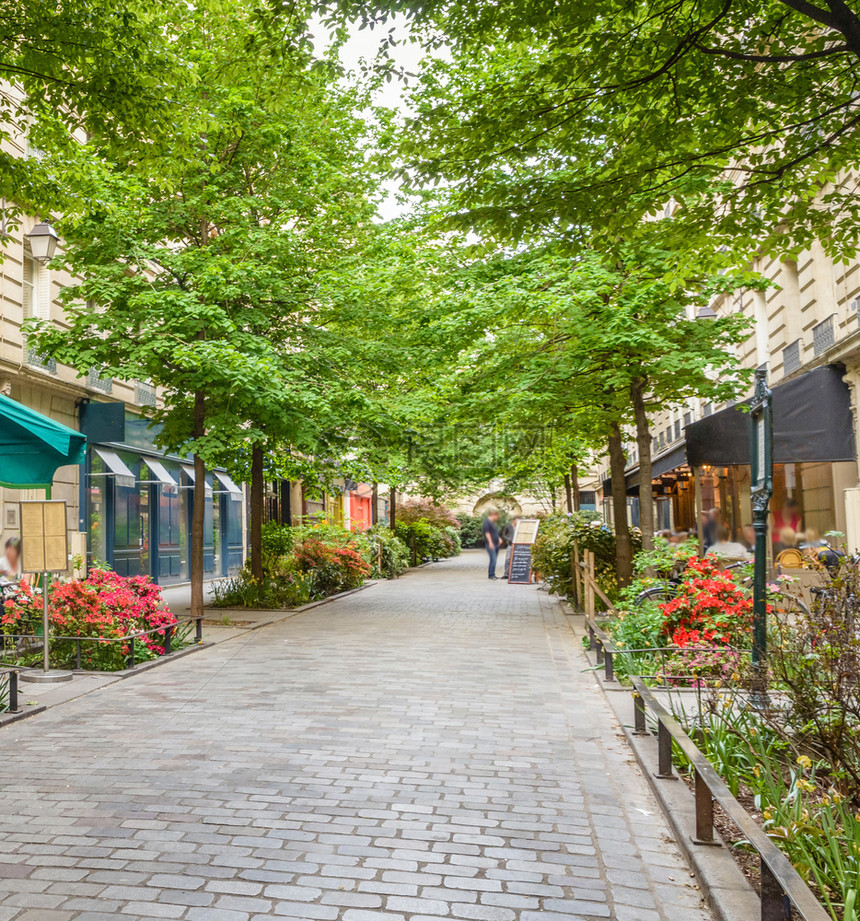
left=20, top=500, right=68, bottom=573
left=513, top=519, right=540, bottom=544
left=508, top=543, right=533, bottom=584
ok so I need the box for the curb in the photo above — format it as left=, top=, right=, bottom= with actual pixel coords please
left=561, top=604, right=760, bottom=921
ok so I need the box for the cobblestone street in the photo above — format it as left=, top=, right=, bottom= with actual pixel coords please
left=0, top=551, right=712, bottom=921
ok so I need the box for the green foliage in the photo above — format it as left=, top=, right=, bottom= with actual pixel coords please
left=261, top=521, right=295, bottom=573
left=673, top=697, right=860, bottom=920
left=397, top=499, right=460, bottom=529
left=387, top=0, right=860, bottom=260
left=395, top=519, right=461, bottom=565
left=354, top=525, right=411, bottom=579
left=531, top=511, right=640, bottom=600
left=211, top=569, right=313, bottom=610
left=458, top=515, right=485, bottom=549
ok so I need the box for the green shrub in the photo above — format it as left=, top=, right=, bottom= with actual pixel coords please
left=531, top=511, right=640, bottom=601
left=395, top=518, right=461, bottom=565
left=397, top=499, right=460, bottom=529
left=292, top=537, right=370, bottom=597
left=261, top=521, right=295, bottom=573
left=354, top=525, right=411, bottom=579
left=458, top=514, right=485, bottom=548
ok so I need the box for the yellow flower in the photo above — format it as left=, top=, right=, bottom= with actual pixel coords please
left=754, top=766, right=761, bottom=778
left=797, top=779, right=815, bottom=793
left=763, top=809, right=772, bottom=820
left=796, top=755, right=812, bottom=771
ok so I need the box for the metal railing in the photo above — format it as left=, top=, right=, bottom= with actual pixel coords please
left=632, top=677, right=830, bottom=921
left=0, top=615, right=203, bottom=671
left=583, top=614, right=829, bottom=921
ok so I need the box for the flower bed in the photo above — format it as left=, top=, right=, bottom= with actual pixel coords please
left=602, top=542, right=859, bottom=920
left=1, top=569, right=180, bottom=671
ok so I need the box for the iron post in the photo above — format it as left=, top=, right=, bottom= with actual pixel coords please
left=749, top=366, right=773, bottom=708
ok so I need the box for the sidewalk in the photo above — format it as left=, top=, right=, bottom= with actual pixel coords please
left=0, top=549, right=712, bottom=921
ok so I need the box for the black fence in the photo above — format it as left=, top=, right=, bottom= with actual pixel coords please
left=585, top=614, right=830, bottom=921
left=0, top=616, right=204, bottom=673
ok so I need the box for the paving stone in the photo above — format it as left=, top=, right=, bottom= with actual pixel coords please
left=0, top=552, right=713, bottom=921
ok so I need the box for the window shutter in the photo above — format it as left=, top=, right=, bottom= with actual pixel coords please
left=36, top=265, right=51, bottom=321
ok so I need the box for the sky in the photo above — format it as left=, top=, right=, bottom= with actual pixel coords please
left=311, top=15, right=430, bottom=221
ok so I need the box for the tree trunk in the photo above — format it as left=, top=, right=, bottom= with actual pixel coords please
left=564, top=474, right=573, bottom=512
left=250, top=444, right=264, bottom=581
left=630, top=376, right=654, bottom=552
left=608, top=422, right=633, bottom=586
left=389, top=486, right=396, bottom=530
left=190, top=391, right=206, bottom=619
left=371, top=483, right=379, bottom=525
left=571, top=463, right=580, bottom=511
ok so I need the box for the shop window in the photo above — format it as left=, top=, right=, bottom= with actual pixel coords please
left=88, top=453, right=108, bottom=566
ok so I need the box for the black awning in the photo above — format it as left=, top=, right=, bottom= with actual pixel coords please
left=603, top=443, right=688, bottom=495
left=685, top=363, right=856, bottom=467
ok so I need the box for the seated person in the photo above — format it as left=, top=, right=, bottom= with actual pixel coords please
left=742, top=523, right=756, bottom=551
left=0, top=537, right=21, bottom=582
left=706, top=526, right=751, bottom=559
left=774, top=526, right=798, bottom=555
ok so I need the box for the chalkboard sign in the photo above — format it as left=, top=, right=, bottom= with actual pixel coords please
left=508, top=543, right=533, bottom=584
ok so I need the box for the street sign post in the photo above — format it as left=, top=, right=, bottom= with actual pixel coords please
left=19, top=500, right=72, bottom=683
left=749, top=366, right=773, bottom=706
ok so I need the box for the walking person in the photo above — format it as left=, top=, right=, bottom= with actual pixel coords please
left=501, top=516, right=520, bottom=579
left=482, top=509, right=501, bottom=580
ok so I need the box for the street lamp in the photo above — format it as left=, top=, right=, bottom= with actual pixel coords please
left=749, top=365, right=773, bottom=708
left=696, top=304, right=718, bottom=320
left=26, top=220, right=59, bottom=263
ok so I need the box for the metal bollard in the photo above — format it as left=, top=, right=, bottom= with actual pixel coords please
left=604, top=648, right=614, bottom=682
left=692, top=769, right=719, bottom=845
left=8, top=670, right=18, bottom=712
left=633, top=691, right=647, bottom=735
left=195, top=617, right=203, bottom=643
left=760, top=858, right=792, bottom=921
left=76, top=638, right=82, bottom=670
left=165, top=626, right=173, bottom=655
left=655, top=719, right=674, bottom=779
left=128, top=637, right=135, bottom=669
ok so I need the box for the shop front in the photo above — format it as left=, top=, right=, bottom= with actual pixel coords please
left=685, top=364, right=858, bottom=555
left=81, top=402, right=244, bottom=584
left=602, top=365, right=859, bottom=555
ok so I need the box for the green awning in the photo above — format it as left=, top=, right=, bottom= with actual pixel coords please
left=0, top=394, right=87, bottom=486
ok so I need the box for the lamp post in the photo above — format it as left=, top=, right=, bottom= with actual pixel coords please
left=749, top=365, right=773, bottom=707
left=26, top=219, right=59, bottom=263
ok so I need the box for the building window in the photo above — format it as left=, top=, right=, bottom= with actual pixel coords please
left=783, top=339, right=802, bottom=375
left=813, top=315, right=835, bottom=356
left=703, top=402, right=713, bottom=417
left=22, top=254, right=56, bottom=373
left=684, top=411, right=692, bottom=427
left=665, top=426, right=672, bottom=443
left=674, top=419, right=682, bottom=440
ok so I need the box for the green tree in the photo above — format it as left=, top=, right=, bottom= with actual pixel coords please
left=419, top=240, right=753, bottom=581
left=29, top=4, right=378, bottom=614
left=335, top=0, right=860, bottom=258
